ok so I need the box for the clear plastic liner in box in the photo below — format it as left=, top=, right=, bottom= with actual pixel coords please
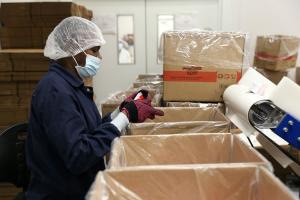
left=163, top=30, right=250, bottom=69
left=108, top=133, right=272, bottom=170
left=86, top=165, right=297, bottom=200
left=165, top=101, right=225, bottom=113
left=130, top=80, right=163, bottom=93
left=135, top=74, right=163, bottom=82
left=125, top=107, right=231, bottom=135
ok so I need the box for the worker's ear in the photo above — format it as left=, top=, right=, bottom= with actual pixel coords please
left=73, top=51, right=87, bottom=67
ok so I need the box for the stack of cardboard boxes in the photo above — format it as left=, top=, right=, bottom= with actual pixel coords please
left=0, top=2, right=92, bottom=49
left=0, top=49, right=49, bottom=132
left=0, top=2, right=93, bottom=132
left=254, top=35, right=300, bottom=84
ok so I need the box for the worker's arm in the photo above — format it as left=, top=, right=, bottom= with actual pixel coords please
left=42, top=90, right=120, bottom=175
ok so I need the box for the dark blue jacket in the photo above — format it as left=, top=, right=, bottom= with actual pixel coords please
left=25, top=62, right=120, bottom=200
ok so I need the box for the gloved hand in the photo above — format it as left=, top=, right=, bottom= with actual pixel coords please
left=119, top=89, right=149, bottom=111
left=121, top=99, right=164, bottom=123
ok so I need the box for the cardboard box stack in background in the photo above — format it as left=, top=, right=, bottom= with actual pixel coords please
left=254, top=35, right=300, bottom=84
left=0, top=50, right=49, bottom=132
left=0, top=2, right=92, bottom=49
left=163, top=31, right=246, bottom=102
left=86, top=166, right=297, bottom=200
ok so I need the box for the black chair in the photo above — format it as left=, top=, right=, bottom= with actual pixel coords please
left=0, top=123, right=29, bottom=200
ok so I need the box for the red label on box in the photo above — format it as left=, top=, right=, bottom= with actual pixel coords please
left=217, top=71, right=242, bottom=82
left=164, top=71, right=217, bottom=82
left=255, top=52, right=297, bottom=61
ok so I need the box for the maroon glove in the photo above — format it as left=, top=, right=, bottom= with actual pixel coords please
left=119, top=89, right=149, bottom=111
left=121, top=99, right=164, bottom=123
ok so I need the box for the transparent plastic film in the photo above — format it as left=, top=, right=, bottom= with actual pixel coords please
left=254, top=35, right=300, bottom=71
left=86, top=165, right=297, bottom=200
left=108, top=133, right=271, bottom=170
left=135, top=74, right=163, bottom=82
left=255, top=35, right=300, bottom=62
left=126, top=107, right=230, bottom=135
left=163, top=30, right=248, bottom=70
left=165, top=101, right=225, bottom=113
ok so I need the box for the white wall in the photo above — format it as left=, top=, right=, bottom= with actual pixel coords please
left=222, top=0, right=300, bottom=66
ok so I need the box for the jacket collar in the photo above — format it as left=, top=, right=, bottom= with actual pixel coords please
left=49, top=62, right=84, bottom=88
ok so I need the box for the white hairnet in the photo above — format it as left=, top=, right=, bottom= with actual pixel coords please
left=44, top=16, right=106, bottom=60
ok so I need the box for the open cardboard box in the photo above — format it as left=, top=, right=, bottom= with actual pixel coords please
left=86, top=165, right=297, bottom=200
left=109, top=133, right=271, bottom=170
left=126, top=107, right=230, bottom=135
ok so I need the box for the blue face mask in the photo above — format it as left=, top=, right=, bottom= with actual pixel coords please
left=73, top=54, right=101, bottom=79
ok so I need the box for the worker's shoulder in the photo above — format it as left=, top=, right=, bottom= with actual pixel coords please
left=35, top=71, right=71, bottom=94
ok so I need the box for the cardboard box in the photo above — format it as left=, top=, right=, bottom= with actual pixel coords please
left=287, top=67, right=300, bottom=85
left=0, top=53, right=12, bottom=72
left=0, top=96, right=20, bottom=108
left=254, top=35, right=300, bottom=71
left=0, top=107, right=28, bottom=126
left=126, top=107, right=230, bottom=135
left=100, top=89, right=161, bottom=116
left=0, top=16, right=32, bottom=27
left=0, top=83, right=17, bottom=96
left=12, top=72, right=46, bottom=81
left=163, top=31, right=245, bottom=102
left=109, top=133, right=271, bottom=169
left=0, top=72, right=13, bottom=81
left=87, top=166, right=297, bottom=200
left=17, top=82, right=37, bottom=96
left=256, top=68, right=288, bottom=84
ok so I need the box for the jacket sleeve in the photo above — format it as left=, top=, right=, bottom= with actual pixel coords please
left=101, top=112, right=113, bottom=123
left=42, top=89, right=120, bottom=175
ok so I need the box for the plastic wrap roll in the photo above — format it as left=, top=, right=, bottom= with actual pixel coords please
left=223, top=84, right=267, bottom=135
left=269, top=77, right=300, bottom=120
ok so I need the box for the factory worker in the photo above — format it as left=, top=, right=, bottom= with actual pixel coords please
left=25, top=16, right=163, bottom=200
